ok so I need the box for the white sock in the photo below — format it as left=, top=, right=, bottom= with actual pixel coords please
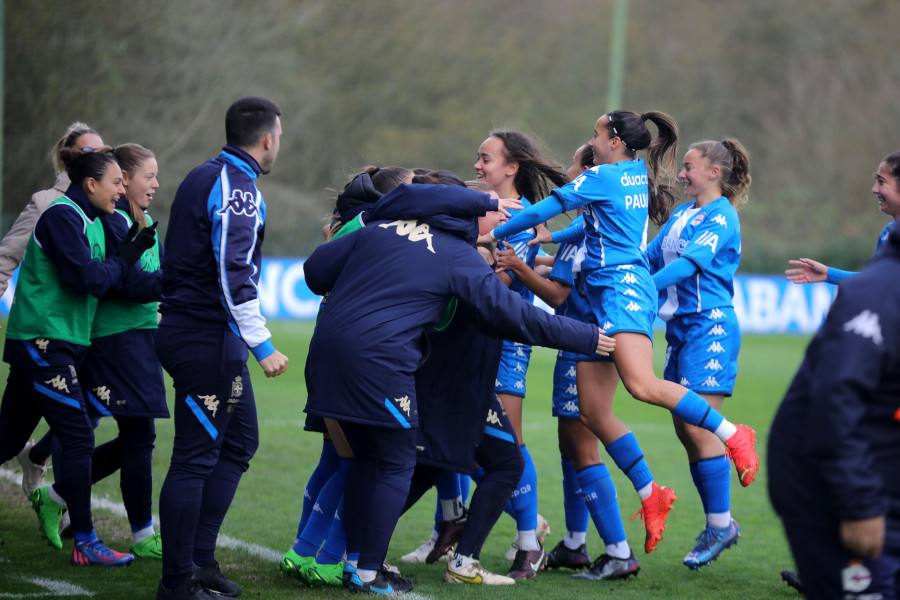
left=564, top=531, right=586, bottom=549
left=715, top=421, right=737, bottom=442
left=452, top=553, right=476, bottom=569
left=356, top=568, right=377, bottom=583
left=440, top=496, right=465, bottom=521
left=429, top=528, right=439, bottom=542
left=606, top=541, right=631, bottom=559
left=48, top=485, right=66, bottom=506
left=636, top=482, right=653, bottom=501
left=707, top=512, right=732, bottom=529
left=347, top=558, right=358, bottom=569
left=516, top=529, right=539, bottom=551
left=132, top=525, right=155, bottom=544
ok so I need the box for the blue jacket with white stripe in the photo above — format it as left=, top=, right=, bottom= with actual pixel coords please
left=158, top=146, right=274, bottom=361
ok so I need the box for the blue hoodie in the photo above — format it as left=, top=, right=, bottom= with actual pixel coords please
left=303, top=183, right=599, bottom=429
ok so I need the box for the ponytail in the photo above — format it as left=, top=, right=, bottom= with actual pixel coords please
left=605, top=110, right=679, bottom=225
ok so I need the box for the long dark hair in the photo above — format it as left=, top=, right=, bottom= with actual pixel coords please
left=59, top=146, right=117, bottom=189
left=603, top=110, right=679, bottom=225
left=489, top=130, right=568, bottom=202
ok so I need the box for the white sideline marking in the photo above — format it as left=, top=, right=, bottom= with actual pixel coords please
left=0, top=468, right=431, bottom=599
left=0, top=577, right=94, bottom=597
left=0, top=467, right=280, bottom=561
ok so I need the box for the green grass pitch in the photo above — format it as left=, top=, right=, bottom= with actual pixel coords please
left=0, top=320, right=809, bottom=599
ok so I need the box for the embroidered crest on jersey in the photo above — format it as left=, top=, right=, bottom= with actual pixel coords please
left=842, top=310, right=883, bottom=345
left=199, top=394, right=219, bottom=417
left=226, top=397, right=240, bottom=412
left=93, top=386, right=112, bottom=406
left=378, top=220, right=435, bottom=253
left=486, top=409, right=502, bottom=425
left=707, top=341, right=725, bottom=353
left=709, top=324, right=726, bottom=336
left=708, top=308, right=725, bottom=319
left=218, top=189, right=258, bottom=217
left=625, top=301, right=641, bottom=312
left=45, top=375, right=70, bottom=393
left=395, top=395, right=412, bottom=416
left=231, top=376, right=243, bottom=398
left=35, top=338, right=50, bottom=353
left=691, top=213, right=706, bottom=226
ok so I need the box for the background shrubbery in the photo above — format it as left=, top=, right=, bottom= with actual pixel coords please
left=6, top=0, right=899, bottom=271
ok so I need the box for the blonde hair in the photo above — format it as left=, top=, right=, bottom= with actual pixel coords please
left=51, top=122, right=99, bottom=174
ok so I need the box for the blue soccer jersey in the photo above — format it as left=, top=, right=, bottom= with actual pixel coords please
left=646, top=197, right=741, bottom=321
left=552, top=159, right=651, bottom=270
left=876, top=221, right=894, bottom=251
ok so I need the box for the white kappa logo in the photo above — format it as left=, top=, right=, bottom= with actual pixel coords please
left=199, top=394, right=219, bottom=418
left=379, top=220, right=435, bottom=253
left=45, top=375, right=70, bottom=393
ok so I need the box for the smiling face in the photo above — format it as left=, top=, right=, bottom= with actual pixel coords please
left=87, top=162, right=125, bottom=214
left=474, top=136, right=518, bottom=192
left=678, top=148, right=720, bottom=203
left=589, top=116, right=614, bottom=166
left=872, top=161, right=900, bottom=218
left=123, top=157, right=159, bottom=210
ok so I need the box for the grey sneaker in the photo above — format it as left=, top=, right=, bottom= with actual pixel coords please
left=573, top=552, right=640, bottom=581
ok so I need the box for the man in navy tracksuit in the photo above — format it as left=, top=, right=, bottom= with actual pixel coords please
left=303, top=181, right=613, bottom=594
left=768, top=222, right=900, bottom=600
left=155, top=97, right=289, bottom=600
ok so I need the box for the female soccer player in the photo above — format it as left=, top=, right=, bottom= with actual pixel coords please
left=489, top=111, right=760, bottom=555
left=645, top=138, right=752, bottom=569
left=9, top=123, right=105, bottom=500
left=786, top=150, right=900, bottom=284
left=497, top=144, right=641, bottom=580
left=0, top=146, right=156, bottom=566
left=80, top=143, right=166, bottom=559
left=474, top=130, right=567, bottom=576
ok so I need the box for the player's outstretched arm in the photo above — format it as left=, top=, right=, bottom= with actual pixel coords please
left=785, top=258, right=828, bottom=284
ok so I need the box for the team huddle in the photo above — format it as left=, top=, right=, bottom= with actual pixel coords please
left=1, top=96, right=897, bottom=600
